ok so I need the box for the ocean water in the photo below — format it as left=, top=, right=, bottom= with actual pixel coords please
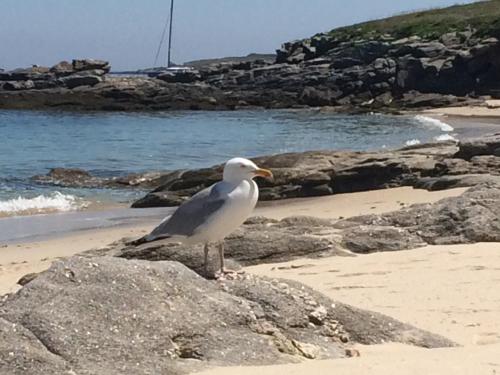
left=0, top=109, right=457, bottom=216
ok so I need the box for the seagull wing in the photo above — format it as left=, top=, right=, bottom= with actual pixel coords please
left=145, top=181, right=228, bottom=241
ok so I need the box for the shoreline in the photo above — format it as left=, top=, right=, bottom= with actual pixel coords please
left=0, top=186, right=467, bottom=295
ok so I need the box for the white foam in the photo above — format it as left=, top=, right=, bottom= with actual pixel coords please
left=405, top=139, right=421, bottom=146
left=0, top=192, right=87, bottom=216
left=414, top=115, right=454, bottom=132
left=434, top=133, right=458, bottom=142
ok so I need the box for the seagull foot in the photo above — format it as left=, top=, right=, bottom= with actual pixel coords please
left=215, top=268, right=244, bottom=280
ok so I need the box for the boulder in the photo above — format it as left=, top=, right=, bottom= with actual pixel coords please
left=0, top=256, right=454, bottom=374
left=49, top=61, right=74, bottom=76
left=58, top=74, right=103, bottom=89
left=337, top=183, right=500, bottom=245
left=342, top=226, right=426, bottom=253
left=454, top=133, right=500, bottom=159
left=72, top=59, right=110, bottom=72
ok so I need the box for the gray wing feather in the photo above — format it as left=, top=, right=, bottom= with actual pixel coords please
left=147, top=182, right=227, bottom=240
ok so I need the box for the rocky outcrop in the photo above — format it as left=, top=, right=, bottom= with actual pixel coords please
left=0, top=256, right=454, bottom=374
left=1, top=7, right=500, bottom=111
left=336, top=182, right=500, bottom=246
left=0, top=59, right=108, bottom=95
left=131, top=135, right=500, bottom=207
left=29, top=135, right=500, bottom=207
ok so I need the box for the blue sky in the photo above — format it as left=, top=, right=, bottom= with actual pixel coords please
left=0, top=0, right=475, bottom=71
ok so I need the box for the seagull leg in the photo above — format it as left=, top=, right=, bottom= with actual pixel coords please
left=218, top=241, right=225, bottom=273
left=215, top=241, right=241, bottom=278
left=203, top=243, right=209, bottom=275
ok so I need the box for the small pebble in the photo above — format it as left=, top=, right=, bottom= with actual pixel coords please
left=345, top=348, right=360, bottom=357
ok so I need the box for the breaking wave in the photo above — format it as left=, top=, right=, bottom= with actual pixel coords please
left=414, top=115, right=454, bottom=132
left=0, top=192, right=88, bottom=217
left=434, top=133, right=458, bottom=142
left=405, top=139, right=421, bottom=146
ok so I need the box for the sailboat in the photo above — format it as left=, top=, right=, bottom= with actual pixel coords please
left=151, top=0, right=193, bottom=75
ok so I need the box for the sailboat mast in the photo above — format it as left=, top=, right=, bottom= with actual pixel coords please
left=167, top=0, right=174, bottom=67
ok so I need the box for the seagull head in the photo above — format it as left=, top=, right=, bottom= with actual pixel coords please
left=223, top=157, right=273, bottom=183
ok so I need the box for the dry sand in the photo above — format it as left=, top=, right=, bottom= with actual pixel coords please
left=1, top=185, right=499, bottom=374
left=424, top=103, right=500, bottom=118
left=197, top=242, right=500, bottom=375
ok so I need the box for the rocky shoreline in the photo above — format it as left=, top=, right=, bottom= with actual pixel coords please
left=31, top=133, right=500, bottom=208
left=1, top=26, right=500, bottom=112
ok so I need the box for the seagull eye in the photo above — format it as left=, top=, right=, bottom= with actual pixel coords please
left=239, top=164, right=246, bottom=169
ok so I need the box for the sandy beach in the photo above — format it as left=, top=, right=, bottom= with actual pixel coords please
left=424, top=101, right=500, bottom=118
left=1, top=184, right=499, bottom=373
left=0, top=186, right=466, bottom=295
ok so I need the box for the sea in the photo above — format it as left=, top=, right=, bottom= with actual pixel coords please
left=0, top=108, right=470, bottom=218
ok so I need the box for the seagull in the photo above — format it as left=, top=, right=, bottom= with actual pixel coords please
left=136, top=157, right=273, bottom=276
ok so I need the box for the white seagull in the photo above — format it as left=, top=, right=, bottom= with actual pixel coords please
left=137, top=157, right=273, bottom=276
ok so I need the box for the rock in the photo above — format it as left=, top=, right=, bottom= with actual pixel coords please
left=338, top=183, right=500, bottom=245
left=31, top=168, right=173, bottom=190
left=0, top=256, right=454, bottom=374
left=440, top=32, right=462, bottom=47
left=309, top=306, right=328, bottom=325
left=299, top=87, right=338, bottom=106
left=58, top=74, right=103, bottom=89
left=398, top=91, right=461, bottom=108
left=345, top=348, right=361, bottom=357
left=341, top=226, right=427, bottom=253
left=109, top=215, right=340, bottom=278
left=454, top=134, right=500, bottom=159
left=0, top=68, right=53, bottom=82
left=72, top=59, right=110, bottom=72
left=0, top=317, right=69, bottom=374
left=130, top=190, right=188, bottom=207
left=157, top=70, right=201, bottom=83
left=49, top=61, right=74, bottom=76
left=415, top=174, right=500, bottom=191
left=2, top=80, right=35, bottom=91
left=32, top=168, right=103, bottom=188
left=17, top=272, right=40, bottom=286
left=131, top=141, right=463, bottom=207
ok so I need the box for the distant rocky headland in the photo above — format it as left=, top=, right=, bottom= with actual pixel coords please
left=1, top=1, right=500, bottom=112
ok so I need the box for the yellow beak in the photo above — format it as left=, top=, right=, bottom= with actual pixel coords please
left=253, top=168, right=273, bottom=180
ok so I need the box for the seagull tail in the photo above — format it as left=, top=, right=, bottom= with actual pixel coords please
left=126, top=233, right=172, bottom=246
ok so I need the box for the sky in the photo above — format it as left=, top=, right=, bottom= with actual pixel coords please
left=0, top=0, right=476, bottom=71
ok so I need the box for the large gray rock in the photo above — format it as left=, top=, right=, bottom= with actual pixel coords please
left=108, top=216, right=340, bottom=278
left=341, top=225, right=426, bottom=253
left=0, top=256, right=454, bottom=374
left=337, top=183, right=500, bottom=245
left=131, top=142, right=460, bottom=207
left=454, top=133, right=500, bottom=159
